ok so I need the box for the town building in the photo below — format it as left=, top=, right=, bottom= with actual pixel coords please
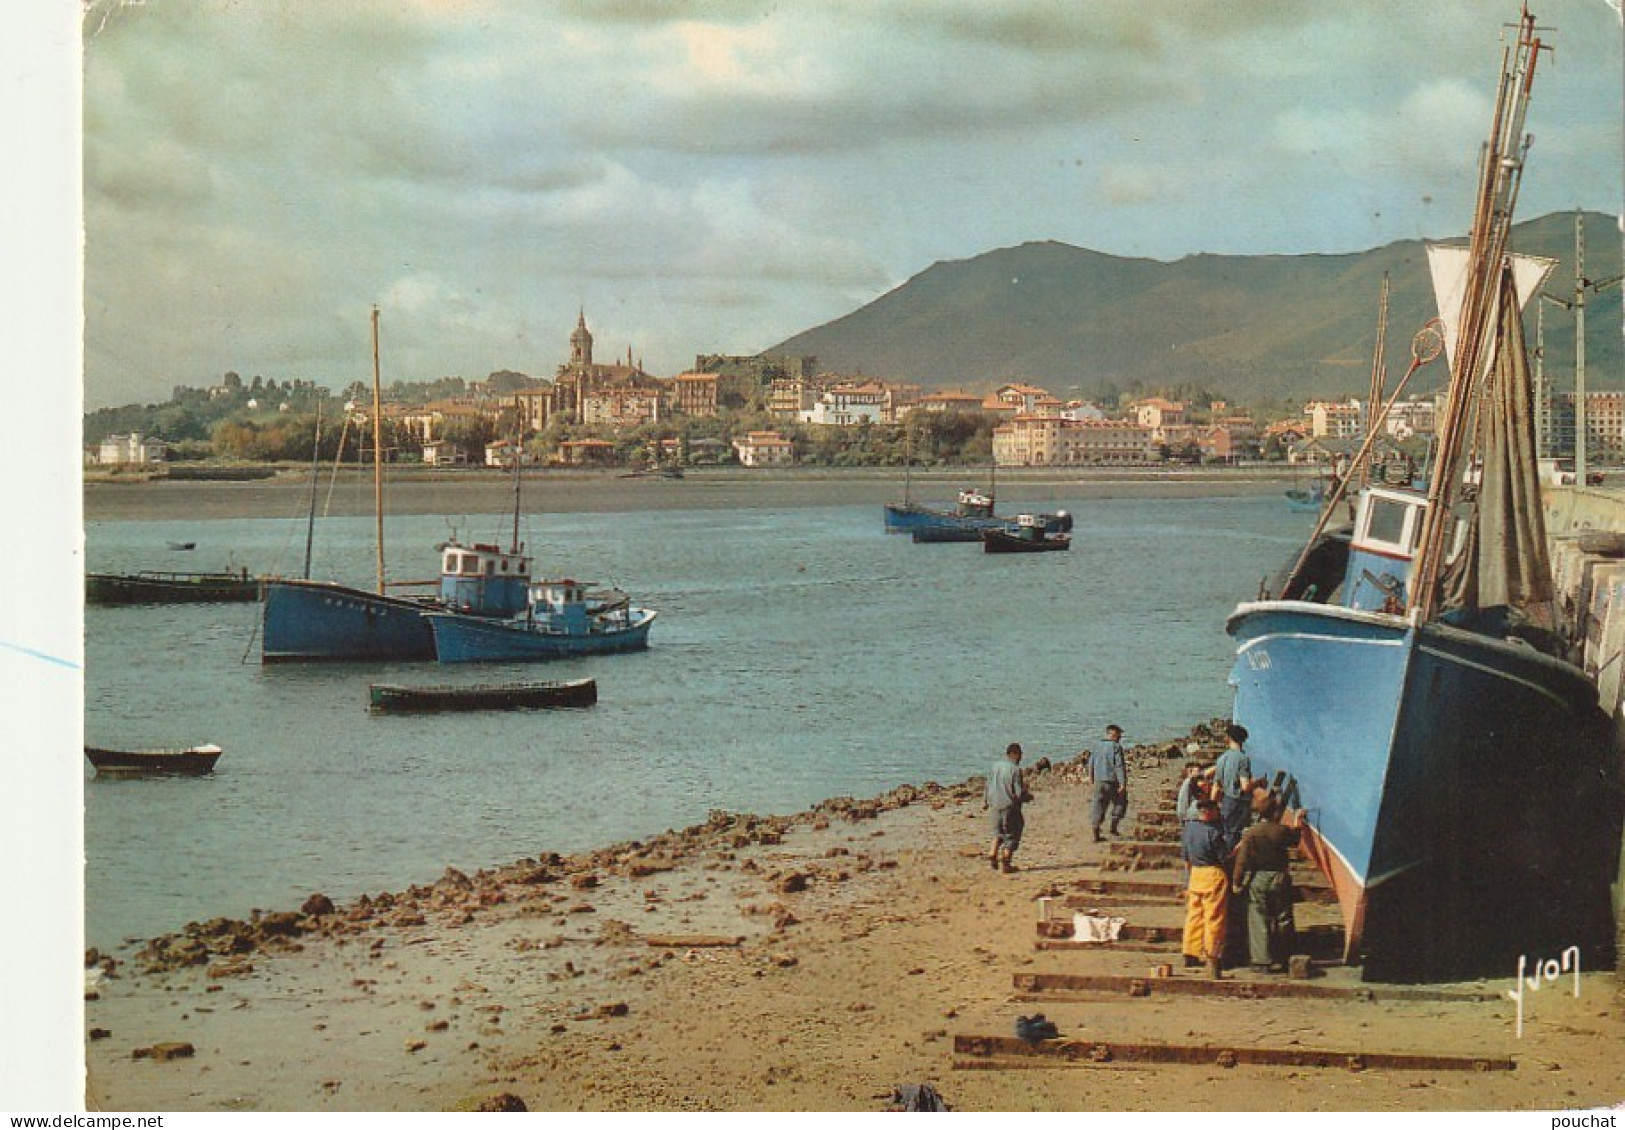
left=1133, top=397, right=1187, bottom=431
left=556, top=438, right=618, bottom=466
left=551, top=311, right=659, bottom=426
left=1307, top=399, right=1365, bottom=439
left=96, top=433, right=169, bottom=465
left=992, top=416, right=1156, bottom=466
left=914, top=391, right=985, bottom=415
left=766, top=376, right=819, bottom=419
left=1550, top=390, right=1625, bottom=461
left=669, top=372, right=721, bottom=417
left=512, top=387, right=553, bottom=432
left=732, top=430, right=795, bottom=467
left=693, top=353, right=817, bottom=411
left=483, top=439, right=536, bottom=468
left=1382, top=396, right=1437, bottom=439
left=582, top=385, right=663, bottom=430
left=422, top=440, right=467, bottom=467
left=801, top=381, right=890, bottom=427
left=985, top=383, right=1063, bottom=417
left=1200, top=418, right=1261, bottom=463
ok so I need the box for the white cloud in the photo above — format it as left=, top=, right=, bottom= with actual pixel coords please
left=78, top=0, right=1624, bottom=407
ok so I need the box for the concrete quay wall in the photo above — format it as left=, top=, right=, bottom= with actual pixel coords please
left=1542, top=485, right=1625, bottom=976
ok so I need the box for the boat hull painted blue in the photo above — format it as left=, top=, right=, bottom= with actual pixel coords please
left=883, top=504, right=1005, bottom=535
left=1227, top=601, right=1621, bottom=981
left=427, top=610, right=655, bottom=664
left=262, top=579, right=437, bottom=663
left=884, top=504, right=1070, bottom=537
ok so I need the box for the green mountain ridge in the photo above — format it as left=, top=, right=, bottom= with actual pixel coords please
left=765, top=211, right=1623, bottom=405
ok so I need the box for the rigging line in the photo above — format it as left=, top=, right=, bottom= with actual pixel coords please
left=238, top=615, right=261, bottom=666
left=321, top=412, right=355, bottom=521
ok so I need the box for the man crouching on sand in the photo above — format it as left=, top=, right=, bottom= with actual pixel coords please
left=985, top=742, right=1033, bottom=874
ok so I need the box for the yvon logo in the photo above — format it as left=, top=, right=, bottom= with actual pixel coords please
left=1506, top=946, right=1580, bottom=1038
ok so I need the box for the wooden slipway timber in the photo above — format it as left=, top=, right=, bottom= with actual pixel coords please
left=1064, top=876, right=1335, bottom=904
left=1010, top=971, right=1500, bottom=1004
left=1035, top=922, right=1346, bottom=960
left=952, top=1035, right=1513, bottom=1073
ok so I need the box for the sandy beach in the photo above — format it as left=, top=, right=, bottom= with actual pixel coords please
left=83, top=466, right=1297, bottom=523
left=83, top=726, right=1625, bottom=1113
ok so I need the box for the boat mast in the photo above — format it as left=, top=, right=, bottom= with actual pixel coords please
left=371, top=305, right=386, bottom=597
left=903, top=417, right=913, bottom=506
left=1362, top=274, right=1390, bottom=488
left=302, top=402, right=322, bottom=580
left=510, top=394, right=523, bottom=553
left=1408, top=7, right=1543, bottom=622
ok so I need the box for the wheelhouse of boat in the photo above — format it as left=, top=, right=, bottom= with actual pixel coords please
left=437, top=539, right=531, bottom=616
left=1277, top=486, right=1468, bottom=613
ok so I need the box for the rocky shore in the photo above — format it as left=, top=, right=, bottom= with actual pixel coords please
left=84, top=722, right=1625, bottom=1112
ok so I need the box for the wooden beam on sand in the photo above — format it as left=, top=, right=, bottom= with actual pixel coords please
left=1108, top=841, right=1183, bottom=860
left=952, top=1035, right=1513, bottom=1072
left=1065, top=877, right=1335, bottom=904
left=1010, top=971, right=1501, bottom=1004
left=1036, top=922, right=1345, bottom=953
left=641, top=935, right=743, bottom=948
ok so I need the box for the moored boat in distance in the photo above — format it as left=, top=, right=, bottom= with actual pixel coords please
left=87, top=568, right=262, bottom=605
left=1225, top=9, right=1623, bottom=982
left=85, top=743, right=223, bottom=777
left=884, top=486, right=999, bottom=534
left=887, top=489, right=1073, bottom=542
left=427, top=578, right=656, bottom=663
left=1284, top=482, right=1325, bottom=512
left=981, top=514, right=1072, bottom=553
left=368, top=677, right=597, bottom=714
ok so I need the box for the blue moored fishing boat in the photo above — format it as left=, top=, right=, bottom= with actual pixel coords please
left=427, top=578, right=656, bottom=663
left=885, top=473, right=1072, bottom=540
left=261, top=308, right=533, bottom=663
left=1225, top=10, right=1622, bottom=982
left=262, top=539, right=533, bottom=663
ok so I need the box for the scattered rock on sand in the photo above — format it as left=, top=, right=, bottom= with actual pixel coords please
left=132, top=1042, right=195, bottom=1062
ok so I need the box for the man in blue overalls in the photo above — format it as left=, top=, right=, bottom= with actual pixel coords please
left=1087, top=724, right=1129, bottom=842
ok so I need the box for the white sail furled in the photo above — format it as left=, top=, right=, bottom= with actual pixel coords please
left=1426, top=245, right=1556, bottom=371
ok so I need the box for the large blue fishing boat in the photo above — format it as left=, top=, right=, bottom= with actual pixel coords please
left=426, top=578, right=656, bottom=663
left=261, top=539, right=533, bottom=663
left=261, top=308, right=532, bottom=662
left=1225, top=10, right=1622, bottom=982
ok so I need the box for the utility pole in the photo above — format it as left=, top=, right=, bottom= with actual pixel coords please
left=1542, top=210, right=1623, bottom=486
left=1533, top=299, right=1547, bottom=460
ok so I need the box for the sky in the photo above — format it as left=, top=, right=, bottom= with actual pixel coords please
left=79, top=1, right=1625, bottom=410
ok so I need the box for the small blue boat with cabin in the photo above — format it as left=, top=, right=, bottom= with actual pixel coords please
left=1284, top=480, right=1325, bottom=513
left=426, top=578, right=657, bottom=663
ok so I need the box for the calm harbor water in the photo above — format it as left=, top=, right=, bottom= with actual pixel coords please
left=84, top=489, right=1310, bottom=948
